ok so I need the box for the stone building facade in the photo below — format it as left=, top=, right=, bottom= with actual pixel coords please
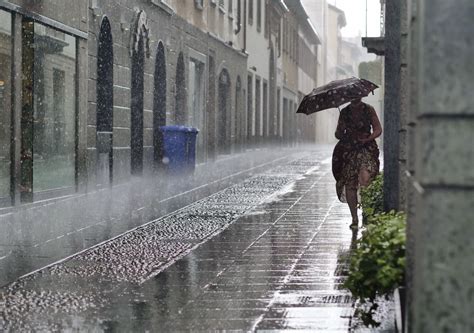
left=287, top=0, right=320, bottom=143
left=302, top=1, right=346, bottom=144
left=0, top=0, right=252, bottom=205
left=87, top=0, right=249, bottom=187
left=0, top=0, right=320, bottom=209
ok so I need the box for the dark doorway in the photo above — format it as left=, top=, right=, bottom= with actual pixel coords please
left=277, top=88, right=281, bottom=140
left=255, top=77, right=261, bottom=142
left=153, top=42, right=166, bottom=169
left=283, top=97, right=289, bottom=143
left=263, top=81, right=268, bottom=140
left=269, top=46, right=276, bottom=139
left=235, top=76, right=242, bottom=152
left=247, top=74, right=253, bottom=146
left=207, top=54, right=216, bottom=159
left=97, top=17, right=114, bottom=185
left=175, top=52, right=186, bottom=124
left=218, top=69, right=231, bottom=154
left=131, top=38, right=145, bottom=175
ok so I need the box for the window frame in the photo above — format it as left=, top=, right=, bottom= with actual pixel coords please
left=21, top=18, right=79, bottom=201
left=256, top=0, right=262, bottom=32
left=0, top=9, right=12, bottom=206
left=248, top=0, right=253, bottom=25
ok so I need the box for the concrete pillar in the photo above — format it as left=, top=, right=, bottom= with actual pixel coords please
left=407, top=1, right=474, bottom=332
left=404, top=0, right=419, bottom=329
left=383, top=0, right=401, bottom=211
left=398, top=0, right=409, bottom=208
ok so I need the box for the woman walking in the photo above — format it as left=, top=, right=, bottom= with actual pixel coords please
left=332, top=97, right=382, bottom=228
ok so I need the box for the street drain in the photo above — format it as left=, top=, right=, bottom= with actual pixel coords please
left=321, top=295, right=355, bottom=304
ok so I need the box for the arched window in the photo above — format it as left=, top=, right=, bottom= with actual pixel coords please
left=235, top=76, right=243, bottom=152
left=207, top=55, right=216, bottom=159
left=269, top=46, right=276, bottom=139
left=153, top=42, right=166, bottom=168
left=96, top=17, right=114, bottom=184
left=174, top=52, right=186, bottom=124
left=218, top=69, right=231, bottom=154
left=247, top=74, right=253, bottom=143
left=131, top=36, right=145, bottom=175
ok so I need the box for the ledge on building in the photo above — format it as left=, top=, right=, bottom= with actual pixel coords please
left=150, top=0, right=175, bottom=16
left=362, top=37, right=385, bottom=56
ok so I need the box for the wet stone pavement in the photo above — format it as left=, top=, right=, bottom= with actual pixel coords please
left=0, top=148, right=394, bottom=332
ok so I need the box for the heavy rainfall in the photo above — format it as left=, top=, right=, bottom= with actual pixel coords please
left=0, top=1, right=472, bottom=332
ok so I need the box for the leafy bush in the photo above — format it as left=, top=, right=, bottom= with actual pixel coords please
left=344, top=211, right=406, bottom=327
left=360, top=173, right=384, bottom=223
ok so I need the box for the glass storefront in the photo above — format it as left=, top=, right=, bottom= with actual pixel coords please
left=0, top=10, right=11, bottom=200
left=22, top=20, right=77, bottom=196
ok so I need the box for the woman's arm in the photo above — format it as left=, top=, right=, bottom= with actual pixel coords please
left=335, top=113, right=345, bottom=140
left=360, top=106, right=382, bottom=142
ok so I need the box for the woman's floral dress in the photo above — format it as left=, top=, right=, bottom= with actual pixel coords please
left=332, top=103, right=380, bottom=202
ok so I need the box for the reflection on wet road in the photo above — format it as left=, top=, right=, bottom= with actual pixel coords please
left=0, top=147, right=388, bottom=331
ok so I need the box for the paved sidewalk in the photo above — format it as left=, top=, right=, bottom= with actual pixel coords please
left=0, top=147, right=371, bottom=331
left=155, top=156, right=357, bottom=332
left=0, top=147, right=300, bottom=286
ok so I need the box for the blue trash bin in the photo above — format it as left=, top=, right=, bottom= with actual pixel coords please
left=160, top=125, right=199, bottom=174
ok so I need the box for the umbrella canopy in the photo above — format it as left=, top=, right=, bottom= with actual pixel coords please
left=296, top=77, right=379, bottom=115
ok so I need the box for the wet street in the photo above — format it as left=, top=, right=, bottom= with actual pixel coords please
left=0, top=147, right=393, bottom=331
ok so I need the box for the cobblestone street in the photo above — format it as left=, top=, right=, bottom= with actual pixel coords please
left=0, top=147, right=393, bottom=331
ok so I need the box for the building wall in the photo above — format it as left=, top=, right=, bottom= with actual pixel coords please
left=400, top=1, right=474, bottom=331
left=171, top=0, right=244, bottom=52
left=8, top=0, right=88, bottom=32
left=281, top=14, right=298, bottom=91
left=309, top=4, right=344, bottom=144
left=86, top=0, right=247, bottom=187
left=0, top=0, right=305, bottom=209
left=281, top=7, right=300, bottom=145
left=246, top=0, right=270, bottom=139
left=301, top=0, right=327, bottom=86
left=296, top=25, right=318, bottom=143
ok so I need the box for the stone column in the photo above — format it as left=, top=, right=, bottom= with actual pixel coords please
left=405, top=0, right=419, bottom=329
left=398, top=0, right=409, bottom=209
left=383, top=0, right=401, bottom=211
left=407, top=1, right=474, bottom=332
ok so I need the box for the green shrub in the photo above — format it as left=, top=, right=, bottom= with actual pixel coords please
left=360, top=173, right=384, bottom=223
left=344, top=211, right=406, bottom=327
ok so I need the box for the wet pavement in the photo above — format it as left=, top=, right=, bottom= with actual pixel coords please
left=0, top=146, right=395, bottom=331
left=0, top=148, right=299, bottom=286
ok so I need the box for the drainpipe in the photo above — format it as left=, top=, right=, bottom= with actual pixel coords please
left=243, top=0, right=247, bottom=52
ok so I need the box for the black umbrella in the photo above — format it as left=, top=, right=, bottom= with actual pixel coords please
left=296, top=77, right=379, bottom=115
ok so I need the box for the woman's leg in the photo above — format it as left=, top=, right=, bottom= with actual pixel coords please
left=345, top=184, right=359, bottom=227
left=359, top=168, right=371, bottom=188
